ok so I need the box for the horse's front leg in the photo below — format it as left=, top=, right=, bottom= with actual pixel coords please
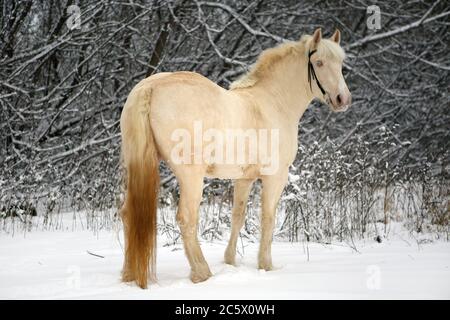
left=224, top=178, right=255, bottom=265
left=176, top=172, right=212, bottom=283
left=259, top=169, right=288, bottom=271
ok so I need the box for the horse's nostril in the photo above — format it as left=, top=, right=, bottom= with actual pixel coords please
left=336, top=94, right=342, bottom=105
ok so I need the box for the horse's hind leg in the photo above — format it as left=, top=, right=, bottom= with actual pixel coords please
left=259, top=170, right=288, bottom=271
left=120, top=205, right=134, bottom=282
left=224, top=179, right=254, bottom=265
left=176, top=170, right=212, bottom=283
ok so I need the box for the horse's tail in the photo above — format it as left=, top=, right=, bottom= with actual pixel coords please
left=120, top=86, right=159, bottom=289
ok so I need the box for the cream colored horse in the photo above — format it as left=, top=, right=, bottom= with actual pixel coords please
left=120, top=28, right=351, bottom=288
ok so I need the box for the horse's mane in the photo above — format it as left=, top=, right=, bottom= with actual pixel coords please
left=230, top=35, right=345, bottom=90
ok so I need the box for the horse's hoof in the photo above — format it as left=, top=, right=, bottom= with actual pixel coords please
left=190, top=269, right=212, bottom=283
left=224, top=250, right=236, bottom=266
left=121, top=270, right=135, bottom=282
left=258, top=261, right=273, bottom=271
left=224, top=257, right=236, bottom=266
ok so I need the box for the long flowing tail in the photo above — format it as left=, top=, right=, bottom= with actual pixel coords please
left=120, top=86, right=159, bottom=289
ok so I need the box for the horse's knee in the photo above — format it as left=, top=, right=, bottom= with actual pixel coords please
left=176, top=211, right=188, bottom=225
left=176, top=211, right=196, bottom=235
left=261, top=213, right=275, bottom=228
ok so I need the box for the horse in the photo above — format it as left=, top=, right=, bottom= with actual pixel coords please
left=120, top=28, right=351, bottom=288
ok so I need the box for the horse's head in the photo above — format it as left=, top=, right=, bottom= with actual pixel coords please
left=306, top=28, right=351, bottom=112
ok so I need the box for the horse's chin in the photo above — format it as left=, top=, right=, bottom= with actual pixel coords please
left=329, top=103, right=349, bottom=112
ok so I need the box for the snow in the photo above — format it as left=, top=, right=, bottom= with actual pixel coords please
left=0, top=221, right=449, bottom=299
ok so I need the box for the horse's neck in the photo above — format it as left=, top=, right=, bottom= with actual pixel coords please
left=241, top=53, right=314, bottom=124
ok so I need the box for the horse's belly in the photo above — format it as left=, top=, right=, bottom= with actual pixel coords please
left=205, top=164, right=260, bottom=180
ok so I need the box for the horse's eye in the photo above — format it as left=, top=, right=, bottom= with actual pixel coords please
left=316, top=60, right=323, bottom=67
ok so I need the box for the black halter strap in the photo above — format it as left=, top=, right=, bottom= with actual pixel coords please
left=308, top=50, right=326, bottom=96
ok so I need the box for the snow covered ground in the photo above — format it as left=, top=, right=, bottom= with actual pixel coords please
left=0, top=221, right=449, bottom=299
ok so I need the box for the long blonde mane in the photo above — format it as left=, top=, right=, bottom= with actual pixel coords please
left=230, top=35, right=345, bottom=90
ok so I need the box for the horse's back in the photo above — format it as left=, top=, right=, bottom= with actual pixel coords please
left=141, top=71, right=225, bottom=95
left=143, top=71, right=245, bottom=127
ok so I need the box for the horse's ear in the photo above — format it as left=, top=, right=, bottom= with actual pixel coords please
left=331, top=29, right=341, bottom=44
left=312, top=28, right=322, bottom=47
